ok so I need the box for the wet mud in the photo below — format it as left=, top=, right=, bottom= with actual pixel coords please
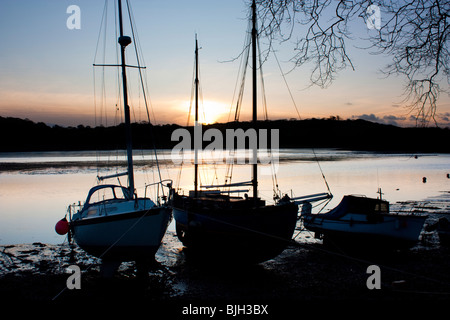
left=1, top=193, right=449, bottom=313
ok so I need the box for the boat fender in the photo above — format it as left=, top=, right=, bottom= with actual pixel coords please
left=55, top=217, right=69, bottom=235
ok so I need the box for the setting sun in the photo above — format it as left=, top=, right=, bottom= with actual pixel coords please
left=200, top=100, right=230, bottom=124
left=182, top=99, right=230, bottom=125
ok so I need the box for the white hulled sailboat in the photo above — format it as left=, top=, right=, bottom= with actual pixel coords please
left=64, top=0, right=172, bottom=269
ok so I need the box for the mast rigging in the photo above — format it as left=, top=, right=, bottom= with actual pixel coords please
left=251, top=0, right=258, bottom=202
left=117, top=0, right=134, bottom=195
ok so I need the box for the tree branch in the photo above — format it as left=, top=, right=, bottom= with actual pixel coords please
left=256, top=0, right=450, bottom=125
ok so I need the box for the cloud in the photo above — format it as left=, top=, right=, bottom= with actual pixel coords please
left=352, top=114, right=406, bottom=126
left=354, top=114, right=378, bottom=122
left=352, top=112, right=450, bottom=128
left=406, top=113, right=450, bottom=127
left=439, top=112, right=450, bottom=122
left=435, top=113, right=450, bottom=127
left=383, top=115, right=407, bottom=125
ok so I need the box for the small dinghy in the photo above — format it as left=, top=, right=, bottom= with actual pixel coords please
left=301, top=194, right=427, bottom=250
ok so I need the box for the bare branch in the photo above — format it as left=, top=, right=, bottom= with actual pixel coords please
left=256, top=0, right=450, bottom=125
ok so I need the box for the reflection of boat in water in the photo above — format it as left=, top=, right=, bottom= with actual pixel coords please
left=60, top=0, right=172, bottom=268
left=301, top=193, right=428, bottom=250
left=172, top=1, right=299, bottom=264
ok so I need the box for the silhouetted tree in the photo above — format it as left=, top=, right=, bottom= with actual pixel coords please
left=255, top=0, right=449, bottom=126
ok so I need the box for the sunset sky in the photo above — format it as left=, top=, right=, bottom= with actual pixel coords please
left=1, top=0, right=449, bottom=127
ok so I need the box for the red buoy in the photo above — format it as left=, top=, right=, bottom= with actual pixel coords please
left=55, top=218, right=69, bottom=235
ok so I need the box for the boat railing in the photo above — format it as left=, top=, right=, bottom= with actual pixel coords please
left=197, top=180, right=252, bottom=196
left=200, top=180, right=253, bottom=189
left=144, top=179, right=173, bottom=207
left=201, top=189, right=250, bottom=194
left=97, top=171, right=128, bottom=182
left=390, top=200, right=429, bottom=217
left=291, top=192, right=333, bottom=205
left=67, top=201, right=84, bottom=222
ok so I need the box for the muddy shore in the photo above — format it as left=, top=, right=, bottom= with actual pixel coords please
left=1, top=230, right=450, bottom=313
left=1, top=194, right=450, bottom=314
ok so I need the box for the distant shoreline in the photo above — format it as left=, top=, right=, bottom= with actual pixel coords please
left=1, top=150, right=447, bottom=174
left=1, top=116, right=449, bottom=153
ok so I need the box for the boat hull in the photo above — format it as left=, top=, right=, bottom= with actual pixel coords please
left=438, top=231, right=450, bottom=247
left=71, top=206, right=171, bottom=261
left=173, top=199, right=299, bottom=263
left=437, top=218, right=450, bottom=247
left=303, top=213, right=427, bottom=250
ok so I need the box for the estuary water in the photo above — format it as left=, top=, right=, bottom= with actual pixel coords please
left=0, top=149, right=448, bottom=245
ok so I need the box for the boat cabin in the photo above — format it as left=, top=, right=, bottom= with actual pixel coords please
left=83, top=184, right=134, bottom=209
left=323, top=195, right=389, bottom=219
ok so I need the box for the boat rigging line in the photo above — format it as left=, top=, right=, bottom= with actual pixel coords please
left=269, top=43, right=332, bottom=200
left=125, top=0, right=165, bottom=196
left=272, top=50, right=301, bottom=120
left=92, top=0, right=167, bottom=198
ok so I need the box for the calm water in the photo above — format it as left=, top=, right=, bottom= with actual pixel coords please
left=0, top=149, right=449, bottom=244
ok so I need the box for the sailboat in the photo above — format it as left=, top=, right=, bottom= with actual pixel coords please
left=62, top=0, right=172, bottom=267
left=171, top=1, right=300, bottom=264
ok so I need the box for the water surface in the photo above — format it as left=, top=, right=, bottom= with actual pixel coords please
left=0, top=149, right=448, bottom=244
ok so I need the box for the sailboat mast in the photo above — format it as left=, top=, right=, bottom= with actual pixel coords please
left=194, top=35, right=199, bottom=197
left=117, top=0, right=135, bottom=195
left=251, top=0, right=258, bottom=202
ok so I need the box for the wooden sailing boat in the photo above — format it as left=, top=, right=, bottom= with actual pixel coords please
left=64, top=0, right=172, bottom=266
left=171, top=1, right=299, bottom=263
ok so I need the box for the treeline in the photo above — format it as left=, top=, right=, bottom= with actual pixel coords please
left=1, top=116, right=449, bottom=153
left=0, top=117, right=181, bottom=152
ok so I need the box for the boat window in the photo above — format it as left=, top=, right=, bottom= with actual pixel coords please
left=88, top=186, right=127, bottom=204
left=375, top=202, right=389, bottom=213
left=347, top=196, right=389, bottom=214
